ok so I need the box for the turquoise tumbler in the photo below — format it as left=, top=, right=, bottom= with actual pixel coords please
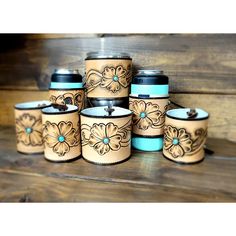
left=129, top=70, right=169, bottom=151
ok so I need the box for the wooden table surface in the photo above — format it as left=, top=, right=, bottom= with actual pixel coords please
left=0, top=125, right=236, bottom=202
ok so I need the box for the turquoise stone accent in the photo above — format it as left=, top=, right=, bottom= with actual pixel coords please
left=103, top=137, right=110, bottom=144
left=172, top=138, right=179, bottom=145
left=113, top=75, right=119, bottom=82
left=25, top=127, right=32, bottom=134
left=140, top=112, right=147, bottom=118
left=58, top=135, right=65, bottom=142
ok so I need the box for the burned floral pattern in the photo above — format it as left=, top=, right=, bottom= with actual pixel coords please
left=86, top=65, right=132, bottom=93
left=129, top=100, right=167, bottom=130
left=164, top=125, right=207, bottom=158
left=16, top=113, right=43, bottom=146
left=88, top=123, right=122, bottom=155
left=43, top=121, right=79, bottom=156
left=81, top=120, right=131, bottom=156
left=50, top=91, right=84, bottom=110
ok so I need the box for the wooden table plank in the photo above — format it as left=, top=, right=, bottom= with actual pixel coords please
left=0, top=126, right=236, bottom=202
left=0, top=171, right=235, bottom=202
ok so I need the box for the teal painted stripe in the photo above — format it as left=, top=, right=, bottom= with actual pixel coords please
left=132, top=137, right=163, bottom=151
left=131, top=84, right=169, bottom=96
left=50, top=82, right=83, bottom=89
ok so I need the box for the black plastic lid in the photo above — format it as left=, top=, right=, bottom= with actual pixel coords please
left=132, top=69, right=169, bottom=85
left=51, top=69, right=83, bottom=83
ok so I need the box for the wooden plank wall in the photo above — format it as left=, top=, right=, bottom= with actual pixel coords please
left=0, top=34, right=235, bottom=141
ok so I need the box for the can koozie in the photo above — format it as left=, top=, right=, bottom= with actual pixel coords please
left=129, top=95, right=169, bottom=151
left=80, top=106, right=132, bottom=165
left=85, top=52, right=132, bottom=108
left=130, top=69, right=169, bottom=151
left=49, top=69, right=85, bottom=112
left=163, top=108, right=209, bottom=164
left=14, top=100, right=51, bottom=154
left=42, top=104, right=81, bottom=162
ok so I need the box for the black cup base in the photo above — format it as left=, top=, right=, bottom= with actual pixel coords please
left=44, top=155, right=81, bottom=163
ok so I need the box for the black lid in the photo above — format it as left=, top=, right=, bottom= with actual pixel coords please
left=51, top=69, right=83, bottom=83
left=132, top=69, right=169, bottom=85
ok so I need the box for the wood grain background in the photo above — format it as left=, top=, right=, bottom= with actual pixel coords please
left=0, top=34, right=235, bottom=141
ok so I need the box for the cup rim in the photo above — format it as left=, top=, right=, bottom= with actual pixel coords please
left=14, top=100, right=51, bottom=110
left=42, top=104, right=78, bottom=115
left=166, top=108, right=209, bottom=121
left=129, top=95, right=169, bottom=99
left=85, top=51, right=131, bottom=60
left=80, top=106, right=132, bottom=118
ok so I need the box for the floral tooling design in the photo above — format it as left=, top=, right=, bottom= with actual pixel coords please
left=81, top=121, right=131, bottom=156
left=164, top=125, right=207, bottom=158
left=86, top=65, right=132, bottom=93
left=129, top=100, right=167, bottom=130
left=50, top=91, right=84, bottom=110
left=43, top=121, right=79, bottom=156
left=16, top=113, right=43, bottom=146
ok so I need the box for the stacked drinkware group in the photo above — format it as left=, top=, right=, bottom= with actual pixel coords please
left=14, top=51, right=209, bottom=165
